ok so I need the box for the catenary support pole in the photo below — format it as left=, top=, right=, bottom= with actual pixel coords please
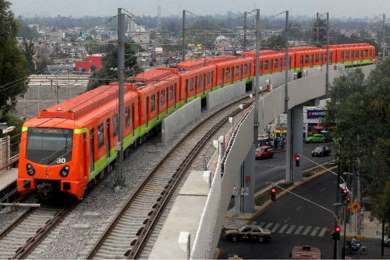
left=243, top=11, right=247, bottom=51
left=182, top=10, right=186, bottom=62
left=382, top=13, right=386, bottom=61
left=253, top=8, right=260, bottom=144
left=284, top=10, right=289, bottom=114
left=325, top=12, right=330, bottom=96
left=115, top=7, right=125, bottom=186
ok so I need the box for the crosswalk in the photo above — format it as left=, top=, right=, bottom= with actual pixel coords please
left=257, top=222, right=329, bottom=238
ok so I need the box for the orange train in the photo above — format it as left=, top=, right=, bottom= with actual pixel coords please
left=17, top=43, right=376, bottom=200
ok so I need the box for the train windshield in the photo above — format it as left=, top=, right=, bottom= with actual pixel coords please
left=26, top=128, right=73, bottom=165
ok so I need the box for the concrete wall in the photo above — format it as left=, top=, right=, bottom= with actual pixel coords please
left=191, top=107, right=254, bottom=259
left=207, top=81, right=246, bottom=110
left=162, top=98, right=202, bottom=142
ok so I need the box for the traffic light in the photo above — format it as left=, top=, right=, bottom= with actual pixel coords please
left=332, top=225, right=341, bottom=240
left=270, top=187, right=277, bottom=201
left=294, top=153, right=301, bottom=167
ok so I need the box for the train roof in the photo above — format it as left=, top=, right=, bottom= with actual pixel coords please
left=132, top=68, right=177, bottom=83
left=37, top=84, right=137, bottom=121
left=177, top=56, right=236, bottom=70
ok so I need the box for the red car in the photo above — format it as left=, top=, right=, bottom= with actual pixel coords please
left=255, top=146, right=274, bottom=159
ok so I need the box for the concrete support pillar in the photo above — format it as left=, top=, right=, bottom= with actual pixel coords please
left=285, top=105, right=304, bottom=182
left=241, top=147, right=255, bottom=213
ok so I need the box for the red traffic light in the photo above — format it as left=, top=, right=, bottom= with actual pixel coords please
left=294, top=153, right=301, bottom=167
left=270, top=187, right=277, bottom=201
left=335, top=226, right=341, bottom=233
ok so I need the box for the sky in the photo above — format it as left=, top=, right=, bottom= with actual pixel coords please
left=9, top=0, right=390, bottom=18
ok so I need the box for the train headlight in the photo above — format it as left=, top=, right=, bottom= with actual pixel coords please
left=26, top=163, right=35, bottom=176
left=59, top=166, right=70, bottom=178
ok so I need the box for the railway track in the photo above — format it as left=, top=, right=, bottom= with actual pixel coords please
left=87, top=98, right=253, bottom=259
left=0, top=205, right=73, bottom=259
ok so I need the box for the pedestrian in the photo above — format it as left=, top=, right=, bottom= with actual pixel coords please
left=281, top=136, right=285, bottom=150
left=274, top=136, right=280, bottom=149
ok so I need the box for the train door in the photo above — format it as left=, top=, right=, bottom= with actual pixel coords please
left=89, top=128, right=95, bottom=175
left=146, top=96, right=149, bottom=126
left=106, top=118, right=111, bottom=158
left=222, top=68, right=225, bottom=87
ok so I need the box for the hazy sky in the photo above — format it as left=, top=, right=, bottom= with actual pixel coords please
left=9, top=0, right=390, bottom=18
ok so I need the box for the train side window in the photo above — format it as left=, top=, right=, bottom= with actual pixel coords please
left=185, top=79, right=189, bottom=93
left=300, top=56, right=304, bottom=66
left=199, top=75, right=203, bottom=88
left=274, top=59, right=279, bottom=69
left=207, top=72, right=211, bottom=84
left=89, top=128, right=95, bottom=172
left=244, top=64, right=248, bottom=74
left=195, top=76, right=198, bottom=89
left=125, top=106, right=131, bottom=127
left=190, top=78, right=194, bottom=91
left=169, top=85, right=173, bottom=100
left=113, top=114, right=119, bottom=136
left=97, top=124, right=104, bottom=148
left=160, top=89, right=165, bottom=105
left=316, top=54, right=320, bottom=62
left=264, top=60, right=269, bottom=70
left=236, top=65, right=240, bottom=76
left=151, top=95, right=156, bottom=112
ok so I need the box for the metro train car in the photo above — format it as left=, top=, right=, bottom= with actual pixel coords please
left=17, top=43, right=376, bottom=200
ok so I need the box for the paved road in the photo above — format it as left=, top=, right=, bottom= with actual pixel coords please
left=255, top=143, right=334, bottom=192
left=220, top=172, right=389, bottom=259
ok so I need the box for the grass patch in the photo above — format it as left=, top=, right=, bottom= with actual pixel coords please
left=255, top=193, right=269, bottom=206
left=303, top=171, right=315, bottom=178
left=278, top=182, right=293, bottom=189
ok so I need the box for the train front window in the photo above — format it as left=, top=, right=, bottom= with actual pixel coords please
left=26, top=128, right=73, bottom=165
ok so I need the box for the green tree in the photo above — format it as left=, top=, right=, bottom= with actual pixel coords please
left=326, top=60, right=390, bottom=222
left=0, top=0, right=28, bottom=116
left=87, top=42, right=142, bottom=90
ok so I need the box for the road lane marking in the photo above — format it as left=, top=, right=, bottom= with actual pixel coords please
left=302, top=226, right=312, bottom=236
left=264, top=223, right=273, bottom=229
left=318, top=227, right=328, bottom=237
left=294, top=225, right=304, bottom=235
left=278, top=224, right=289, bottom=233
left=310, top=226, right=321, bottom=236
left=271, top=223, right=280, bottom=232
left=286, top=225, right=296, bottom=234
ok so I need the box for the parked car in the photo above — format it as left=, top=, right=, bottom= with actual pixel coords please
left=305, top=134, right=326, bottom=143
left=311, top=145, right=331, bottom=157
left=385, top=235, right=390, bottom=247
left=290, top=245, right=321, bottom=259
left=255, top=145, right=274, bottom=159
left=223, top=225, right=272, bottom=243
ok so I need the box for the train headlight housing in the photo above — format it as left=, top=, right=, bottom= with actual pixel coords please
left=59, top=166, right=70, bottom=178
left=26, top=163, right=35, bottom=176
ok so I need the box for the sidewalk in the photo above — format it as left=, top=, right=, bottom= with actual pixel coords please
left=345, top=211, right=383, bottom=240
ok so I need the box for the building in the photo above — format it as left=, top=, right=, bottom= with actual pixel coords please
left=74, top=54, right=103, bottom=73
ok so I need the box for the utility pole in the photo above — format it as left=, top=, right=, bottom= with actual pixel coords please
left=243, top=11, right=247, bottom=51
left=325, top=12, right=330, bottom=96
left=316, top=12, right=320, bottom=45
left=382, top=13, right=386, bottom=61
left=253, top=8, right=260, bottom=145
left=115, top=7, right=125, bottom=187
left=284, top=10, right=289, bottom=114
left=182, top=10, right=186, bottom=61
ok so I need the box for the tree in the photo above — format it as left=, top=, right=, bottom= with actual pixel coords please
left=87, top=42, right=142, bottom=90
left=0, top=0, right=28, bottom=116
left=326, top=59, right=390, bottom=222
